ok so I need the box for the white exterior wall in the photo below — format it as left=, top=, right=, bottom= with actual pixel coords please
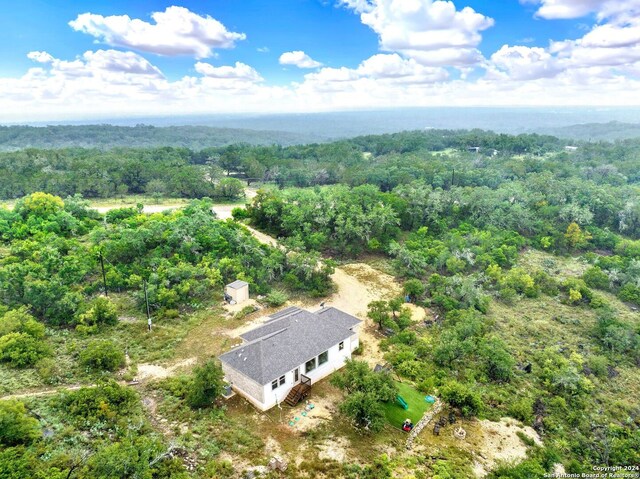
left=350, top=324, right=360, bottom=351
left=226, top=284, right=249, bottom=304
left=259, top=334, right=356, bottom=411
left=225, top=329, right=360, bottom=411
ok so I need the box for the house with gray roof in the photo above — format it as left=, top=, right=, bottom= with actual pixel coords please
left=219, top=306, right=361, bottom=411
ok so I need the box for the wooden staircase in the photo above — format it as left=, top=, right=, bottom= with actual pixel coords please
left=284, top=375, right=311, bottom=406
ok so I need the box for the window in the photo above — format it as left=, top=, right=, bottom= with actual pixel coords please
left=305, top=358, right=316, bottom=373
left=272, top=375, right=286, bottom=390
left=339, top=341, right=344, bottom=351
left=318, top=350, right=329, bottom=366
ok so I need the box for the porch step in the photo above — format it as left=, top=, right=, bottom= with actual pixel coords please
left=284, top=383, right=311, bottom=406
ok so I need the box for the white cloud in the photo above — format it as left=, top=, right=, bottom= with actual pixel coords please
left=195, top=62, right=264, bottom=83
left=279, top=51, right=323, bottom=68
left=525, top=0, right=640, bottom=21
left=491, top=0, right=640, bottom=81
left=340, top=0, right=494, bottom=66
left=490, top=45, right=561, bottom=80
left=4, top=2, right=640, bottom=121
left=69, top=6, right=246, bottom=58
left=27, top=51, right=54, bottom=63
left=304, top=54, right=448, bottom=90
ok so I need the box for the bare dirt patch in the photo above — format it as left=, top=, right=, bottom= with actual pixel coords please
left=211, top=204, right=236, bottom=220
left=285, top=388, right=341, bottom=432
left=137, top=357, right=197, bottom=381
left=471, top=418, right=542, bottom=477
left=327, top=263, right=401, bottom=318
left=317, top=436, right=351, bottom=462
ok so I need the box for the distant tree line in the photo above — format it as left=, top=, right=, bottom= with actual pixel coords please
left=2, top=129, right=639, bottom=201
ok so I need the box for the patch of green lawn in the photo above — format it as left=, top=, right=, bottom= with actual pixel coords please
left=382, top=381, right=431, bottom=429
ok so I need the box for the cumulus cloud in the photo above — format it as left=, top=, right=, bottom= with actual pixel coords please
left=279, top=51, right=323, bottom=68
left=69, top=6, right=246, bottom=58
left=491, top=0, right=640, bottom=81
left=489, top=45, right=562, bottom=80
left=4, top=2, right=640, bottom=120
left=340, top=0, right=494, bottom=66
left=302, top=53, right=448, bottom=94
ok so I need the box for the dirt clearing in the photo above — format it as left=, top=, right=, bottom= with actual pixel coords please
left=470, top=418, right=542, bottom=477
left=137, top=357, right=197, bottom=381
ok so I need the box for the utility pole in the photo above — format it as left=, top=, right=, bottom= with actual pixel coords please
left=98, top=250, right=108, bottom=297
left=143, top=280, right=152, bottom=332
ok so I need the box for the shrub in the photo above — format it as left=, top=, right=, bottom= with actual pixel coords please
left=36, top=357, right=64, bottom=385
left=0, top=333, right=50, bottom=368
left=618, top=283, right=640, bottom=305
left=507, top=398, right=534, bottom=424
left=265, top=290, right=288, bottom=307
left=0, top=400, right=41, bottom=446
left=440, top=381, right=482, bottom=417
left=186, top=360, right=225, bottom=409
left=231, top=207, right=248, bottom=220
left=588, top=355, right=609, bottom=378
left=75, top=297, right=118, bottom=330
left=582, top=266, right=610, bottom=290
left=59, top=380, right=139, bottom=428
left=233, top=305, right=258, bottom=321
left=0, top=308, right=45, bottom=339
left=204, top=460, right=235, bottom=479
left=79, top=340, right=125, bottom=372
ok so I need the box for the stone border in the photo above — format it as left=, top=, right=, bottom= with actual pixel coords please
left=406, top=398, right=443, bottom=450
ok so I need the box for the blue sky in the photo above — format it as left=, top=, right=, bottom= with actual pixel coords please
left=0, top=0, right=638, bottom=120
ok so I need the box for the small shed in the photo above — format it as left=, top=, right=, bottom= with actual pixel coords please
left=225, top=280, right=249, bottom=304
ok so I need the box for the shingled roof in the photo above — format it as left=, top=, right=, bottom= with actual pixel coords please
left=226, top=280, right=249, bottom=289
left=219, top=307, right=360, bottom=385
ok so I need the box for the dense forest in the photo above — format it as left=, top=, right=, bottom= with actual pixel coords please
left=0, top=125, right=323, bottom=151
left=4, top=129, right=639, bottom=200
left=0, top=128, right=638, bottom=478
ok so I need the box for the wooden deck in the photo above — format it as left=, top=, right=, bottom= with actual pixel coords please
left=284, top=374, right=311, bottom=406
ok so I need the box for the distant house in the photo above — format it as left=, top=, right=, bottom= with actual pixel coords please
left=225, top=280, right=249, bottom=304
left=219, top=306, right=361, bottom=411
left=564, top=146, right=579, bottom=152
left=467, top=146, right=480, bottom=153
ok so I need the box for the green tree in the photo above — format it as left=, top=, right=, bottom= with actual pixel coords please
left=479, top=337, right=515, bottom=382
left=565, top=222, right=592, bottom=250
left=582, top=266, right=610, bottom=290
left=339, top=391, right=387, bottom=432
left=14, top=192, right=64, bottom=218
left=331, top=360, right=397, bottom=433
left=367, top=300, right=392, bottom=331
left=403, top=279, right=425, bottom=302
